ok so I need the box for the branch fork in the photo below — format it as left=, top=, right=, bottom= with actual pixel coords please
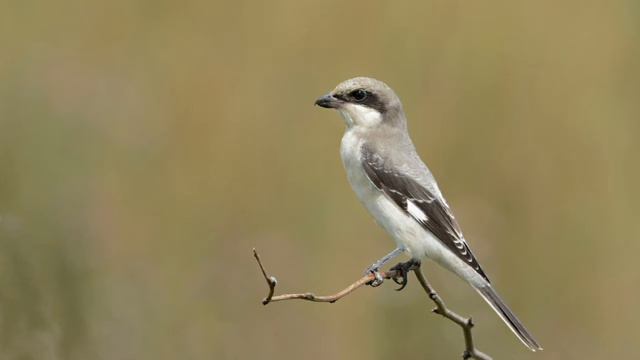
left=253, top=248, right=491, bottom=360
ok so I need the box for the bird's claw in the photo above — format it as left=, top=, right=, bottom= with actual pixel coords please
left=370, top=271, right=384, bottom=287
left=390, top=265, right=409, bottom=291
left=390, top=260, right=420, bottom=291
left=365, top=266, right=385, bottom=287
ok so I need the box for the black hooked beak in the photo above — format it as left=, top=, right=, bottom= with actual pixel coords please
left=314, top=93, right=342, bottom=109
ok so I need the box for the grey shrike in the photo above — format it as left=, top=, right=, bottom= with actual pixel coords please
left=314, top=77, right=542, bottom=351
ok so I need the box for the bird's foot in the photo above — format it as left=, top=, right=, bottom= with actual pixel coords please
left=389, top=259, right=421, bottom=291
left=364, top=265, right=385, bottom=287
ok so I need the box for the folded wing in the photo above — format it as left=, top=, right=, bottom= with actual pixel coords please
left=361, top=144, right=489, bottom=282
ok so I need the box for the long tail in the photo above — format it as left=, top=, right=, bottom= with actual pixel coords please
left=475, top=285, right=543, bottom=351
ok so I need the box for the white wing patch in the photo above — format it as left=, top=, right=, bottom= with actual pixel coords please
left=408, top=198, right=478, bottom=267
left=407, top=200, right=428, bottom=223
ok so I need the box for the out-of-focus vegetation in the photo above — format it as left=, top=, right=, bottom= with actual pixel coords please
left=1, top=1, right=639, bottom=359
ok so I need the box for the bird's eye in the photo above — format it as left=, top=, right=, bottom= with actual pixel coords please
left=350, top=89, right=368, bottom=102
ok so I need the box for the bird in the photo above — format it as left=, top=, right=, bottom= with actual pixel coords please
left=314, top=77, right=542, bottom=351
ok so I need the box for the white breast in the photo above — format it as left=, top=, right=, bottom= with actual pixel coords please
left=339, top=129, right=487, bottom=287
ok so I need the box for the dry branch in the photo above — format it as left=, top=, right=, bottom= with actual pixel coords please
left=253, top=248, right=492, bottom=360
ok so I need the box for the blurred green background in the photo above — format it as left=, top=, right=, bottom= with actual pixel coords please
left=1, top=1, right=639, bottom=359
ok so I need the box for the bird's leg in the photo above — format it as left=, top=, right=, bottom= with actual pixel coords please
left=364, top=247, right=405, bottom=287
left=389, top=259, right=421, bottom=291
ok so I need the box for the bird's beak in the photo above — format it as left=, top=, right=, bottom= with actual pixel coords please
left=314, top=93, right=341, bottom=109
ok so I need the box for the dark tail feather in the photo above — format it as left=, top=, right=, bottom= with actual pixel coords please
left=475, top=285, right=543, bottom=351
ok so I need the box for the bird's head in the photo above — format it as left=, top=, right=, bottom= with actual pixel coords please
left=315, top=77, right=405, bottom=129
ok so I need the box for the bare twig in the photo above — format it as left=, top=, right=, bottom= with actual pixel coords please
left=414, top=268, right=491, bottom=360
left=253, top=248, right=401, bottom=304
left=253, top=248, right=492, bottom=359
left=253, top=249, right=277, bottom=304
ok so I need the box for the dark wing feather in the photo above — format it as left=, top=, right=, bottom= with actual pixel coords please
left=361, top=145, right=489, bottom=282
